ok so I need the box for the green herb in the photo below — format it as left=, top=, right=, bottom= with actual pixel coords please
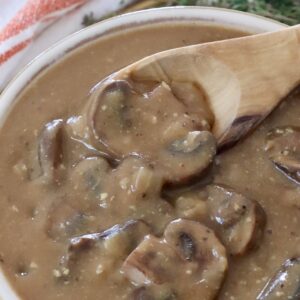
left=81, top=0, right=131, bottom=27
left=82, top=13, right=97, bottom=27
left=82, top=0, right=300, bottom=27
left=82, top=12, right=119, bottom=27
left=166, top=0, right=300, bottom=25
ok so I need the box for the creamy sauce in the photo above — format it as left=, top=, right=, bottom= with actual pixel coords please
left=0, top=22, right=299, bottom=300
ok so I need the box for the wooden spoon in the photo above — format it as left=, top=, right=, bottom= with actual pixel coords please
left=100, top=25, right=300, bottom=148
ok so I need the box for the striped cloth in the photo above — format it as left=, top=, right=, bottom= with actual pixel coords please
left=0, top=0, right=135, bottom=89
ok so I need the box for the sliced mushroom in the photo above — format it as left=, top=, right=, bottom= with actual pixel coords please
left=38, top=119, right=64, bottom=183
left=69, top=156, right=111, bottom=203
left=122, top=234, right=179, bottom=286
left=164, top=219, right=227, bottom=299
left=122, top=219, right=227, bottom=300
left=88, top=80, right=201, bottom=156
left=60, top=220, right=151, bottom=272
left=70, top=219, right=151, bottom=252
left=265, top=126, right=300, bottom=184
left=67, top=224, right=122, bottom=253
left=64, top=117, right=109, bottom=165
left=87, top=79, right=137, bottom=156
left=91, top=80, right=133, bottom=156
left=257, top=258, right=300, bottom=300
left=207, top=184, right=266, bottom=255
left=162, top=130, right=216, bottom=185
left=82, top=79, right=215, bottom=185
left=45, top=157, right=111, bottom=241
left=45, top=201, right=88, bottom=242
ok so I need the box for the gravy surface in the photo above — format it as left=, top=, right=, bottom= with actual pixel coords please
left=0, top=21, right=300, bottom=300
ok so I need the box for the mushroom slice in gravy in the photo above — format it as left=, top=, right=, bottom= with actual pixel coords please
left=122, top=235, right=179, bottom=286
left=122, top=219, right=227, bottom=300
left=265, top=126, right=300, bottom=183
left=207, top=185, right=266, bottom=255
left=46, top=156, right=112, bottom=241
left=38, top=119, right=64, bottom=183
left=91, top=80, right=133, bottom=156
left=88, top=80, right=203, bottom=156
left=69, top=156, right=111, bottom=201
left=60, top=220, right=151, bottom=274
left=79, top=79, right=216, bottom=185
left=69, top=219, right=151, bottom=252
left=46, top=201, right=88, bottom=242
left=163, top=130, right=216, bottom=185
left=257, top=258, right=300, bottom=300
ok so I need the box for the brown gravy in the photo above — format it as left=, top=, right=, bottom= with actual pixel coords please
left=0, top=22, right=300, bottom=300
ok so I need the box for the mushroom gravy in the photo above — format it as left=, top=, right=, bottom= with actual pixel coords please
left=0, top=22, right=300, bottom=300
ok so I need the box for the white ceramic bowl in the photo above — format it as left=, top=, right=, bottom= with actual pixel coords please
left=0, top=6, right=286, bottom=300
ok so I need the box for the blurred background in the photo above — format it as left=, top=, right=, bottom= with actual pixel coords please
left=98, top=0, right=300, bottom=26
left=0, top=0, right=299, bottom=90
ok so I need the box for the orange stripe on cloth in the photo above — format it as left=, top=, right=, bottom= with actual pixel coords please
left=0, top=39, right=32, bottom=64
left=0, top=0, right=88, bottom=42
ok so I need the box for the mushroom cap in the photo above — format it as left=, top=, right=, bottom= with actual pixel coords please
left=163, top=130, right=216, bottom=185
left=69, top=156, right=111, bottom=202
left=45, top=202, right=88, bottom=242
left=207, top=184, right=266, bottom=255
left=122, top=219, right=227, bottom=300
left=59, top=220, right=152, bottom=278
left=38, top=119, right=64, bottom=183
left=81, top=79, right=216, bottom=186
left=265, top=126, right=300, bottom=184
left=69, top=219, right=151, bottom=253
left=122, top=234, right=179, bottom=286
left=164, top=219, right=228, bottom=297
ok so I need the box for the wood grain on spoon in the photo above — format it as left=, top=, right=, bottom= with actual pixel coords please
left=101, top=25, right=300, bottom=147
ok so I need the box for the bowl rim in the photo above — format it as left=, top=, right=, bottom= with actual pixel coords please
left=0, top=6, right=288, bottom=126
left=0, top=6, right=287, bottom=300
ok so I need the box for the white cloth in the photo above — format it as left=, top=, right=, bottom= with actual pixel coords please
left=0, top=0, right=135, bottom=89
